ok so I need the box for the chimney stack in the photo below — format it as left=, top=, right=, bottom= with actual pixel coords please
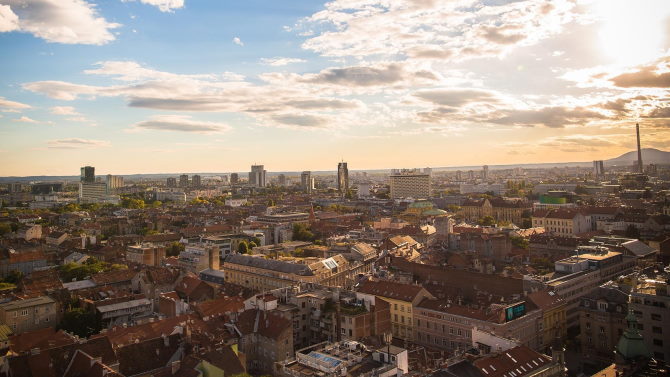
left=636, top=123, right=643, bottom=173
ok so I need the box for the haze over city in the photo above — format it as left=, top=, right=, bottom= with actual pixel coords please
left=1, top=0, right=670, bottom=176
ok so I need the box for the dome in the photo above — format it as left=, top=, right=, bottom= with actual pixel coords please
left=409, top=200, right=433, bottom=208
left=422, top=208, right=448, bottom=216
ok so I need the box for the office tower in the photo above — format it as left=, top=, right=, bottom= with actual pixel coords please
left=482, top=165, right=489, bottom=180
left=249, top=165, right=266, bottom=187
left=80, top=166, right=95, bottom=183
left=230, top=173, right=239, bottom=184
left=79, top=182, right=108, bottom=203
left=166, top=177, right=177, bottom=188
left=192, top=174, right=202, bottom=187
left=636, top=123, right=643, bottom=173
left=106, top=174, right=124, bottom=194
left=301, top=171, right=313, bottom=193
left=337, top=162, right=349, bottom=194
left=593, top=160, right=605, bottom=177
left=277, top=174, right=286, bottom=186
left=179, top=174, right=189, bottom=188
left=389, top=169, right=431, bottom=199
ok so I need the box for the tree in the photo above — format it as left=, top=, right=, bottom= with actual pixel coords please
left=3, top=270, right=23, bottom=284
left=574, top=185, right=588, bottom=195
left=121, top=197, right=145, bottom=209
left=477, top=216, right=496, bottom=226
left=248, top=241, right=257, bottom=249
left=292, top=223, right=314, bottom=241
left=167, top=242, right=185, bottom=257
left=238, top=241, right=249, bottom=254
left=510, top=236, right=529, bottom=250
left=0, top=222, right=12, bottom=236
left=57, top=308, right=101, bottom=338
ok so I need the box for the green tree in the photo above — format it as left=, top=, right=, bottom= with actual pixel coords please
left=510, top=236, right=529, bottom=250
left=248, top=241, right=257, bottom=249
left=292, top=223, right=314, bottom=241
left=57, top=308, right=101, bottom=338
left=167, top=241, right=185, bottom=257
left=3, top=270, right=23, bottom=284
left=121, top=197, right=145, bottom=209
left=0, top=222, right=12, bottom=236
left=238, top=241, right=249, bottom=254
left=477, top=216, right=496, bottom=226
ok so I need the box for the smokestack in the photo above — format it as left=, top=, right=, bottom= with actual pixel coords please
left=636, top=123, right=643, bottom=173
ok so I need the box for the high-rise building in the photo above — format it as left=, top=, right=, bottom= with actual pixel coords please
left=191, top=174, right=201, bottom=187
left=179, top=174, right=189, bottom=188
left=166, top=177, right=177, bottom=187
left=337, top=162, right=349, bottom=194
left=593, top=160, right=605, bottom=177
left=482, top=165, right=489, bottom=180
left=79, top=182, right=108, bottom=203
left=80, top=166, right=95, bottom=183
left=105, top=174, right=124, bottom=194
left=277, top=174, right=286, bottom=186
left=230, top=173, right=239, bottom=184
left=389, top=170, right=431, bottom=199
left=249, top=165, right=266, bottom=187
left=301, top=171, right=313, bottom=193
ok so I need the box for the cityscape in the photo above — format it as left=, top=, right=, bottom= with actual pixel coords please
left=1, top=1, right=670, bottom=377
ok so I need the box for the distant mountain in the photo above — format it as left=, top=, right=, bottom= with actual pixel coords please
left=605, top=148, right=670, bottom=165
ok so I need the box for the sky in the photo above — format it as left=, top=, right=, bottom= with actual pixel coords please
left=0, top=0, right=669, bottom=176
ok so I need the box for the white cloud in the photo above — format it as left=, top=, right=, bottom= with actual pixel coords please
left=232, top=37, right=243, bottom=46
left=123, top=0, right=184, bottom=12
left=131, top=114, right=231, bottom=133
left=260, top=57, right=307, bottom=66
left=13, top=115, right=38, bottom=123
left=50, top=106, right=80, bottom=115
left=47, top=138, right=110, bottom=149
left=0, top=4, right=18, bottom=32
left=0, top=0, right=121, bottom=45
left=0, top=96, right=30, bottom=109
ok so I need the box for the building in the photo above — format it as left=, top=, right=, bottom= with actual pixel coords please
left=460, top=198, right=531, bottom=225
left=0, top=249, right=47, bottom=278
left=482, top=165, right=489, bottom=180
left=179, top=174, right=189, bottom=187
left=527, top=290, right=567, bottom=353
left=79, top=181, right=110, bottom=203
left=191, top=174, right=202, bottom=187
left=301, top=171, right=313, bottom=193
left=629, top=269, right=670, bottom=363
left=459, top=183, right=504, bottom=195
left=0, top=296, right=58, bottom=334
left=389, top=170, right=431, bottom=199
left=106, top=174, right=124, bottom=193
left=356, top=280, right=435, bottom=341
left=126, top=243, right=166, bottom=266
left=166, top=177, right=177, bottom=187
left=337, top=162, right=349, bottom=195
left=80, top=166, right=95, bottom=183
left=230, top=173, right=239, bottom=184
left=222, top=254, right=360, bottom=291
left=593, top=160, right=605, bottom=177
left=278, top=173, right=287, bottom=186
left=531, top=209, right=592, bottom=236
left=178, top=244, right=220, bottom=273
left=236, top=307, right=294, bottom=374
left=249, top=164, right=267, bottom=187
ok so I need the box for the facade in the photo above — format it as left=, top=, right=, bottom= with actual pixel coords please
left=356, top=280, right=435, bottom=341
left=629, top=273, right=670, bottom=363
left=532, top=209, right=592, bottom=236
left=179, top=174, right=189, bottom=187
left=337, top=162, right=349, bottom=194
left=389, top=170, right=431, bottom=199
left=230, top=172, right=239, bottom=184
left=0, top=250, right=47, bottom=278
left=593, top=160, right=605, bottom=176
left=105, top=174, right=124, bottom=193
left=191, top=174, right=201, bottom=187
left=79, top=182, right=114, bottom=203
left=126, top=243, right=166, bottom=266
left=249, top=164, right=267, bottom=187
left=166, top=177, right=177, bottom=187
left=301, top=171, right=313, bottom=193
left=459, top=183, right=504, bottom=195
left=178, top=244, right=220, bottom=273
left=0, top=296, right=58, bottom=334
left=460, top=198, right=531, bottom=225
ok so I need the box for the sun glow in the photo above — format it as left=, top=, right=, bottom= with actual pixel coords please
left=596, top=0, right=669, bottom=66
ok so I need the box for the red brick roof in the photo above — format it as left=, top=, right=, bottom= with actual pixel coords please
left=357, top=280, right=428, bottom=302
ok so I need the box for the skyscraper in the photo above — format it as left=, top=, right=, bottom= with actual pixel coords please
left=337, top=162, right=349, bottom=194
left=482, top=165, right=489, bottom=180
left=191, top=174, right=202, bottom=187
left=249, top=165, right=266, bottom=187
left=230, top=173, right=239, bottom=184
left=166, top=177, right=177, bottom=187
left=277, top=174, right=286, bottom=186
left=179, top=174, right=189, bottom=188
left=80, top=166, right=95, bottom=183
left=301, top=171, right=313, bottom=193
left=593, top=160, right=605, bottom=177
left=389, top=169, right=431, bottom=199
left=106, top=174, right=124, bottom=194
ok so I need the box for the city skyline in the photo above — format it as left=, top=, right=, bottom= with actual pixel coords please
left=1, top=0, right=670, bottom=176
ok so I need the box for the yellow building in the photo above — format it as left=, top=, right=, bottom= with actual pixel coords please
left=357, top=280, right=434, bottom=341
left=461, top=198, right=530, bottom=225
left=527, top=290, right=567, bottom=352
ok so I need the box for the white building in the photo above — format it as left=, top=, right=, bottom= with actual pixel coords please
left=459, top=183, right=504, bottom=195
left=389, top=170, right=431, bottom=199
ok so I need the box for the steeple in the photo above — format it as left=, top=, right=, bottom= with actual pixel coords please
left=616, top=310, right=650, bottom=361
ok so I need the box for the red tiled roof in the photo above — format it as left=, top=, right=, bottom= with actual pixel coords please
left=357, top=280, right=428, bottom=302
left=473, top=346, right=552, bottom=377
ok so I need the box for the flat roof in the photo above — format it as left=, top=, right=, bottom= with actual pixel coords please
left=0, top=296, right=55, bottom=310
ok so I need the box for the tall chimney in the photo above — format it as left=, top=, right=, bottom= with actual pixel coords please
left=636, top=123, right=643, bottom=173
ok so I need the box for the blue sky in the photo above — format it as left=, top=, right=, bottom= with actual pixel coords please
left=1, top=0, right=669, bottom=176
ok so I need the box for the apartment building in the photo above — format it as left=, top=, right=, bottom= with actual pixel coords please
left=389, top=170, right=431, bottom=199
left=532, top=209, right=591, bottom=236
left=0, top=296, right=58, bottom=334
left=126, top=243, right=166, bottom=266
left=629, top=271, right=670, bottom=363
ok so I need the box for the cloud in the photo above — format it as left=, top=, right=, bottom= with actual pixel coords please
left=0, top=4, right=18, bottom=32
left=270, top=113, right=329, bottom=128
left=13, top=115, right=38, bottom=123
left=132, top=114, right=231, bottom=133
left=260, top=57, right=306, bottom=66
left=538, top=134, right=619, bottom=152
left=299, top=63, right=437, bottom=87
left=487, top=106, right=608, bottom=128
left=609, top=63, right=670, bottom=88
left=0, top=0, right=121, bottom=45
left=47, top=138, right=110, bottom=149
left=414, top=88, right=500, bottom=107
left=50, top=106, right=80, bottom=115
left=123, top=0, right=184, bottom=12
left=232, top=37, right=243, bottom=46
left=0, top=96, right=30, bottom=110
left=296, top=0, right=580, bottom=61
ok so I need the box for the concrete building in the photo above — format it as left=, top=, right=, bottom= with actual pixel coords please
left=191, top=174, right=201, bottom=187
left=0, top=296, right=58, bottom=334
left=166, top=177, right=177, bottom=187
left=178, top=244, right=220, bottom=273
left=460, top=198, right=531, bottom=225
left=593, top=160, right=605, bottom=177
left=80, top=166, right=95, bottom=183
left=126, top=243, right=166, bottom=266
left=301, top=171, right=313, bottom=193
left=79, top=182, right=114, bottom=203
left=249, top=164, right=267, bottom=187
left=338, top=162, right=349, bottom=195
left=230, top=173, right=239, bottom=184
left=105, top=174, right=124, bottom=193
left=389, top=170, right=431, bottom=199
left=629, top=269, right=670, bottom=363
left=179, top=174, right=189, bottom=188
left=459, top=183, right=504, bottom=195
left=532, top=209, right=592, bottom=236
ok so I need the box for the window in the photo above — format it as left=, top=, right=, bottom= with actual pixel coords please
left=598, top=302, right=607, bottom=311
left=651, top=314, right=662, bottom=321
left=394, top=314, right=398, bottom=322
left=20, top=310, right=28, bottom=316
left=394, top=304, right=398, bottom=310
left=652, top=326, right=662, bottom=334
left=349, top=329, right=352, bottom=336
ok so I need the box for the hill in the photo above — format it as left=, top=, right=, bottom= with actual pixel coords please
left=605, top=148, right=670, bottom=165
